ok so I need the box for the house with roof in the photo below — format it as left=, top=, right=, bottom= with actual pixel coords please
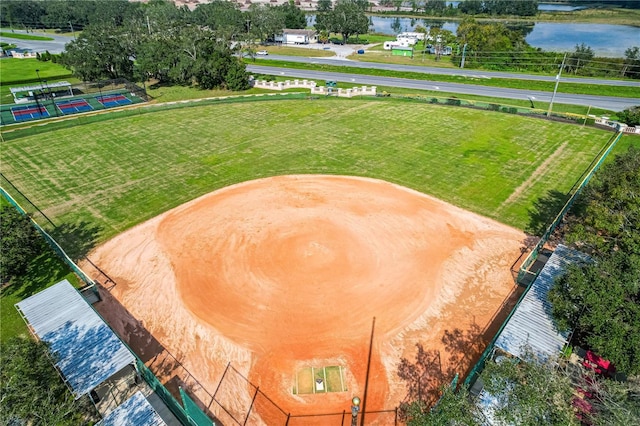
left=275, top=29, right=317, bottom=45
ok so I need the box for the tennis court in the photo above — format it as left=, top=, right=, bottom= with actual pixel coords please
left=97, top=94, right=132, bottom=108
left=11, top=105, right=50, bottom=122
left=56, top=99, right=94, bottom=114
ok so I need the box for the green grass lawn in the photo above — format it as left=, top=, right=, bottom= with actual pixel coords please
left=0, top=31, right=54, bottom=41
left=2, top=97, right=634, bottom=255
left=250, top=45, right=334, bottom=57
left=0, top=58, right=76, bottom=103
left=0, top=198, right=80, bottom=342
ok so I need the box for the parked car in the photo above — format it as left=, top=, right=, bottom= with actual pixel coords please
left=256, top=50, right=268, bottom=55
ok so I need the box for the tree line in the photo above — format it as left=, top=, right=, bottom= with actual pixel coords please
left=4, top=0, right=639, bottom=80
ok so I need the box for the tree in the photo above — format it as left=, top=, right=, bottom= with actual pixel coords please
left=247, top=3, right=285, bottom=43
left=617, top=106, right=640, bottom=126
left=191, top=0, right=245, bottom=41
left=314, top=0, right=333, bottom=33
left=587, top=376, right=640, bottom=426
left=0, top=337, right=96, bottom=425
left=403, top=385, right=482, bottom=425
left=549, top=253, right=640, bottom=374
left=60, top=24, right=134, bottom=81
left=566, top=43, right=594, bottom=75
left=550, top=147, right=640, bottom=374
left=564, top=146, right=640, bottom=256
left=622, top=46, right=640, bottom=78
left=455, top=18, right=528, bottom=68
left=327, top=0, right=369, bottom=44
left=275, top=0, right=307, bottom=30
left=0, top=206, right=42, bottom=284
left=482, top=351, right=578, bottom=425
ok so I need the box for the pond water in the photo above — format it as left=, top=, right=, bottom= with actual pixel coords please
left=444, top=1, right=585, bottom=11
left=308, top=15, right=639, bottom=57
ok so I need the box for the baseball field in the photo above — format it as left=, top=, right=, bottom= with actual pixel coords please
left=1, top=97, right=631, bottom=424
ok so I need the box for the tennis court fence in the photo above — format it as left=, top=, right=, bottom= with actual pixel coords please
left=1, top=78, right=149, bottom=126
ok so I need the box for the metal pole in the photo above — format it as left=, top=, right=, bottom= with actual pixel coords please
left=460, top=43, right=467, bottom=68
left=547, top=53, right=567, bottom=118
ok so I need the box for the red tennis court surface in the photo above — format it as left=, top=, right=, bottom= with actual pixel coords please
left=56, top=99, right=93, bottom=114
left=97, top=94, right=132, bottom=108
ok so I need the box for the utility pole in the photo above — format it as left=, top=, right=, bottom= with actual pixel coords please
left=146, top=15, right=151, bottom=35
left=460, top=43, right=467, bottom=68
left=547, top=52, right=567, bottom=118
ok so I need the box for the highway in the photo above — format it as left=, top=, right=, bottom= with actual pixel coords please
left=247, top=65, right=640, bottom=111
left=261, top=54, right=640, bottom=87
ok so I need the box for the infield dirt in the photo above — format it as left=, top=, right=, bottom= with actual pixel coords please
left=84, top=175, right=527, bottom=425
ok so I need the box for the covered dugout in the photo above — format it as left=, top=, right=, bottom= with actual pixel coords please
left=10, top=81, right=73, bottom=104
left=14, top=280, right=180, bottom=425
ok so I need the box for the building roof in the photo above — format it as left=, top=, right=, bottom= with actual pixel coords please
left=282, top=29, right=316, bottom=35
left=494, top=244, right=590, bottom=361
left=97, top=392, right=167, bottom=426
left=10, top=81, right=72, bottom=94
left=15, top=280, right=135, bottom=398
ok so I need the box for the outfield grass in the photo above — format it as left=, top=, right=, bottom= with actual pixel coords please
left=2, top=97, right=634, bottom=255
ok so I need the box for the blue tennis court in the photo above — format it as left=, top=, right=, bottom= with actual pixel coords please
left=96, top=94, right=132, bottom=108
left=56, top=99, right=93, bottom=114
left=11, top=105, right=50, bottom=122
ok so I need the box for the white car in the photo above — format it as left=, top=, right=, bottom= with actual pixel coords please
left=256, top=50, right=268, bottom=56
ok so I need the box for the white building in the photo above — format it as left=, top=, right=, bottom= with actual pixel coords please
left=275, top=29, right=317, bottom=45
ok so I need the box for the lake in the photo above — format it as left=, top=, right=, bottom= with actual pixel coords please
left=446, top=2, right=586, bottom=11
left=308, top=15, right=639, bottom=57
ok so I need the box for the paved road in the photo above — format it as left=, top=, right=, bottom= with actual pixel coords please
left=262, top=53, right=640, bottom=88
left=247, top=65, right=640, bottom=111
left=0, top=30, right=73, bottom=54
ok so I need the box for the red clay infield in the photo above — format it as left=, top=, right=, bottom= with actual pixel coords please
left=86, top=175, right=526, bottom=425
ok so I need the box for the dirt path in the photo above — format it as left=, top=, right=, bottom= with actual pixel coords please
left=83, top=175, right=526, bottom=425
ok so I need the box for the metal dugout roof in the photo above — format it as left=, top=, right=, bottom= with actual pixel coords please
left=97, top=391, right=166, bottom=426
left=15, top=279, right=135, bottom=398
left=494, top=244, right=590, bottom=361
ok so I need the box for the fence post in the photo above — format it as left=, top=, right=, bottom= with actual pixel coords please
left=244, top=386, right=260, bottom=426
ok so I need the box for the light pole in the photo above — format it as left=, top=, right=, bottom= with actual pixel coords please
left=350, top=396, right=360, bottom=426
left=34, top=69, right=45, bottom=115
left=547, top=53, right=567, bottom=118
left=527, top=96, right=536, bottom=109
left=35, top=68, right=44, bottom=96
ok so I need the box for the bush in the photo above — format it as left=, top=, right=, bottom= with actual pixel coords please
left=617, top=106, right=640, bottom=126
left=446, top=97, right=461, bottom=106
left=430, top=97, right=439, bottom=104
left=488, top=103, right=500, bottom=111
